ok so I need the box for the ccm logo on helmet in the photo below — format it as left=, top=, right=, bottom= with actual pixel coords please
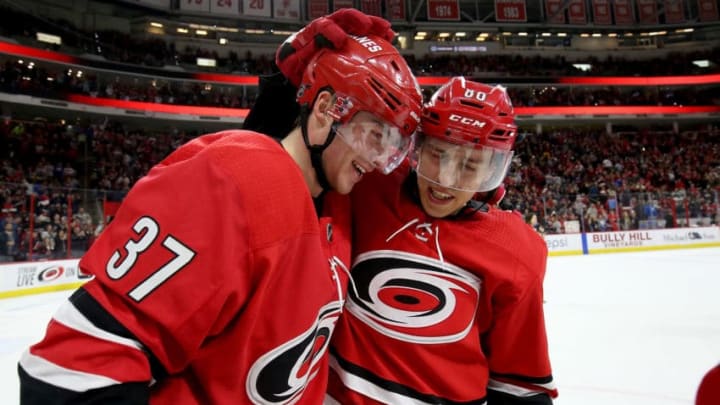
left=449, top=114, right=486, bottom=128
left=353, top=36, right=383, bottom=52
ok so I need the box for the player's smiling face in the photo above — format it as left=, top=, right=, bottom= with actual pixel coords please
left=416, top=173, right=475, bottom=218
left=321, top=112, right=378, bottom=195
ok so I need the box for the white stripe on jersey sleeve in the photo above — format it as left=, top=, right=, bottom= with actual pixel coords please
left=488, top=378, right=556, bottom=397
left=53, top=300, right=144, bottom=350
left=329, top=355, right=439, bottom=405
left=19, top=350, right=120, bottom=392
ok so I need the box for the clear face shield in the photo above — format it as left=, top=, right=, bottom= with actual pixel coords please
left=334, top=118, right=415, bottom=175
left=414, top=137, right=514, bottom=193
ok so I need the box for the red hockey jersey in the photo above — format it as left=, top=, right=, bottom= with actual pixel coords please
left=19, top=130, right=352, bottom=404
left=327, top=164, right=557, bottom=404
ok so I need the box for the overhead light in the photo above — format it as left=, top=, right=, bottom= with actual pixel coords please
left=518, top=32, right=528, bottom=36
left=36, top=32, right=62, bottom=45
left=608, top=33, right=618, bottom=37
left=572, top=63, right=592, bottom=72
left=416, top=31, right=428, bottom=36
left=557, top=32, right=567, bottom=37
left=271, top=30, right=295, bottom=36
left=675, top=28, right=694, bottom=33
left=438, top=32, right=451, bottom=38
left=245, top=29, right=266, bottom=34
left=692, top=59, right=710, bottom=68
left=592, top=33, right=602, bottom=37
left=197, top=57, right=216, bottom=67
left=455, top=32, right=466, bottom=37
left=580, top=33, right=590, bottom=37
left=541, top=32, right=551, bottom=37
left=196, top=30, right=208, bottom=36
left=218, top=38, right=228, bottom=45
left=150, top=22, right=163, bottom=28
left=624, top=32, right=634, bottom=36
left=177, top=28, right=189, bottom=34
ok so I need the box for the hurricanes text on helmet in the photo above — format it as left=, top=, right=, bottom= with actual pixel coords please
left=353, top=36, right=383, bottom=52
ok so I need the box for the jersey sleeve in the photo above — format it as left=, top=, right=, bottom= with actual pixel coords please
left=18, top=133, right=261, bottom=403
left=482, top=220, right=558, bottom=403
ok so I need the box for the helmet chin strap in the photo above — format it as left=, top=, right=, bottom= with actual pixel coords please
left=300, top=107, right=337, bottom=193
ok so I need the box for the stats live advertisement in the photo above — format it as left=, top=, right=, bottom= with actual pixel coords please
left=494, top=0, right=527, bottom=22
left=427, top=0, right=460, bottom=20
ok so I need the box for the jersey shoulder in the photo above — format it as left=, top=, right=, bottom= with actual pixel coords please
left=159, top=130, right=317, bottom=248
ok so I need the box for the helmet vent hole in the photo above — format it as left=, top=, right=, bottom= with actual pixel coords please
left=460, top=100, right=484, bottom=110
left=368, top=77, right=401, bottom=111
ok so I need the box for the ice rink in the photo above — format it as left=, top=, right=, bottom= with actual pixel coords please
left=2, top=247, right=719, bottom=404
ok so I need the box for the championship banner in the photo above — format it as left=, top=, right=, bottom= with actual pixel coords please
left=612, top=0, right=634, bottom=24
left=180, top=0, right=211, bottom=12
left=427, top=0, right=460, bottom=20
left=273, top=0, right=301, bottom=20
left=308, top=0, right=329, bottom=18
left=495, top=0, right=528, bottom=21
left=212, top=0, right=239, bottom=15
left=545, top=0, right=567, bottom=23
left=242, top=0, right=271, bottom=16
left=637, top=0, right=658, bottom=23
left=568, top=0, right=587, bottom=23
left=591, top=0, right=612, bottom=23
left=663, top=0, right=685, bottom=22
left=361, top=0, right=383, bottom=16
left=333, top=0, right=353, bottom=11
left=698, top=0, right=719, bottom=21
left=387, top=0, right=407, bottom=19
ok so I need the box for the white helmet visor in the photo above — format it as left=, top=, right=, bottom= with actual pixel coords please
left=334, top=119, right=415, bottom=175
left=415, top=137, right=513, bottom=192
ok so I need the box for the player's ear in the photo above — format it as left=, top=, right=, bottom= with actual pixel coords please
left=312, top=90, right=335, bottom=128
left=307, top=90, right=335, bottom=143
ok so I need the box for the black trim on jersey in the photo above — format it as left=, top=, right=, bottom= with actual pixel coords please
left=486, top=389, right=553, bottom=405
left=69, top=288, right=168, bottom=381
left=18, top=364, right=150, bottom=405
left=330, top=347, right=487, bottom=405
left=489, top=371, right=555, bottom=385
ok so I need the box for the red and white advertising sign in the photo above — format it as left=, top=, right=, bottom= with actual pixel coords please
left=387, top=0, right=407, bottom=20
left=273, top=0, right=301, bottom=20
left=308, top=0, right=329, bottom=18
left=568, top=0, right=587, bottom=23
left=361, top=0, right=383, bottom=16
left=495, top=0, right=528, bottom=21
left=180, top=0, right=211, bottom=12
left=663, top=0, right=685, bottom=23
left=242, top=0, right=271, bottom=16
left=427, top=0, right=460, bottom=20
left=592, top=0, right=612, bottom=23
left=637, top=0, right=658, bottom=23
left=212, top=0, right=239, bottom=15
left=545, top=0, right=567, bottom=23
left=698, top=0, right=719, bottom=21
left=613, top=0, right=634, bottom=24
left=333, top=0, right=354, bottom=11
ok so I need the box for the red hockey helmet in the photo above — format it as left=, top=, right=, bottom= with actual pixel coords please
left=297, top=35, right=422, bottom=174
left=414, top=77, right=518, bottom=192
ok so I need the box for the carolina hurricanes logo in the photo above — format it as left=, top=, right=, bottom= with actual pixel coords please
left=346, top=250, right=481, bottom=344
left=246, top=301, right=342, bottom=404
left=37, top=266, right=65, bottom=282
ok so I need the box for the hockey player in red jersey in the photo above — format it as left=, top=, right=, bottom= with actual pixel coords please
left=326, top=77, right=558, bottom=404
left=17, top=14, right=422, bottom=405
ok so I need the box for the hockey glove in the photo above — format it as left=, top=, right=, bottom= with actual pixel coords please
left=276, top=8, right=395, bottom=86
